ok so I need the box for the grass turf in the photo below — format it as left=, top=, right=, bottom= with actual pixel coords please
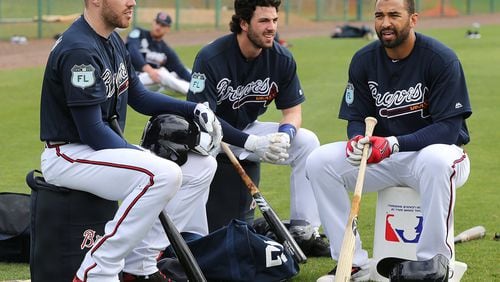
left=0, top=25, right=499, bottom=281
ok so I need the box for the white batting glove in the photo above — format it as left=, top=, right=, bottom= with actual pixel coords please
left=194, top=102, right=223, bottom=148
left=346, top=135, right=364, bottom=166
left=194, top=103, right=216, bottom=133
left=244, top=133, right=290, bottom=163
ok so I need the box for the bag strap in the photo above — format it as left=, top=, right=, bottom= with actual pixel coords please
left=25, top=169, right=70, bottom=193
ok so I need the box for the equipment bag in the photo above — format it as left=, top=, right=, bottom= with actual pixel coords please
left=26, top=170, right=118, bottom=282
left=0, top=192, right=31, bottom=262
left=158, top=219, right=299, bottom=282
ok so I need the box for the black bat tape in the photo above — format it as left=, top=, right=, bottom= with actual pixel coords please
left=256, top=193, right=307, bottom=264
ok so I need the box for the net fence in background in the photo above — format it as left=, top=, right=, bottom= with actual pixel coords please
left=0, top=0, right=498, bottom=40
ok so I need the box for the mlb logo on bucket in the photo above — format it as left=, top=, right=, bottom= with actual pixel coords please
left=385, top=214, right=423, bottom=243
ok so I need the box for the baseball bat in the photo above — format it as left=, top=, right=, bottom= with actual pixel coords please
left=221, top=142, right=308, bottom=264
left=454, top=225, right=486, bottom=244
left=110, top=115, right=207, bottom=282
left=334, top=117, right=377, bottom=282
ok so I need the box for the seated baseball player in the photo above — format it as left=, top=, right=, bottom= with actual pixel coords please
left=306, top=0, right=472, bottom=281
left=39, top=1, right=222, bottom=281
left=126, top=11, right=191, bottom=95
left=187, top=0, right=330, bottom=257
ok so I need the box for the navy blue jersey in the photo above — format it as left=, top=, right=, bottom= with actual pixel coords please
left=339, top=33, right=471, bottom=145
left=126, top=28, right=190, bottom=81
left=40, top=17, right=133, bottom=142
left=186, top=34, right=304, bottom=130
left=40, top=16, right=194, bottom=143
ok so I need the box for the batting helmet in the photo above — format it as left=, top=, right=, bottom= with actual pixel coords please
left=140, top=114, right=213, bottom=166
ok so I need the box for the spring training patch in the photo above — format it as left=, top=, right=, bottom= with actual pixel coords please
left=71, top=64, right=96, bottom=89
left=189, top=72, right=206, bottom=94
left=345, top=82, right=354, bottom=105
left=128, top=29, right=140, bottom=38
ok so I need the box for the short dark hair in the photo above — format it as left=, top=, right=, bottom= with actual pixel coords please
left=229, top=0, right=281, bottom=33
left=375, top=0, right=415, bottom=14
left=406, top=0, right=415, bottom=14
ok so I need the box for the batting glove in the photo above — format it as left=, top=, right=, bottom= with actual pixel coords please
left=358, top=136, right=399, bottom=164
left=194, top=103, right=217, bottom=133
left=244, top=133, right=290, bottom=163
left=346, top=135, right=364, bottom=165
left=194, top=102, right=222, bottom=150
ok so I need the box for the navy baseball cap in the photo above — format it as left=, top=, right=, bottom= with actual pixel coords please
left=155, top=12, right=172, bottom=27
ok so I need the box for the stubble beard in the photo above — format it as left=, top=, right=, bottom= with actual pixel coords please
left=377, top=20, right=411, bottom=49
left=247, top=25, right=273, bottom=49
left=102, top=0, right=130, bottom=29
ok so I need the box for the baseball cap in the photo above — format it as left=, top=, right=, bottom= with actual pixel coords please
left=155, top=12, right=172, bottom=27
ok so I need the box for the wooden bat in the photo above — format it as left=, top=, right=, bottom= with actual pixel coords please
left=110, top=116, right=207, bottom=281
left=221, top=142, right=308, bottom=264
left=334, top=117, right=377, bottom=282
left=454, top=225, right=486, bottom=244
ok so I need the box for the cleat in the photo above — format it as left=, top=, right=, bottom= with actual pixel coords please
left=316, top=262, right=371, bottom=282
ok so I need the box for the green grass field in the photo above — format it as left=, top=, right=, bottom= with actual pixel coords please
left=0, top=25, right=499, bottom=281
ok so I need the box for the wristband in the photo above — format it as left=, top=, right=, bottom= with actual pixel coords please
left=278, top=123, right=297, bottom=140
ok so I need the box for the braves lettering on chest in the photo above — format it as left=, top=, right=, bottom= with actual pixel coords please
left=369, top=81, right=429, bottom=118
left=216, top=77, right=278, bottom=109
left=102, top=62, right=129, bottom=98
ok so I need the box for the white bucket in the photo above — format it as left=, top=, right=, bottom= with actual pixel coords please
left=369, top=187, right=467, bottom=281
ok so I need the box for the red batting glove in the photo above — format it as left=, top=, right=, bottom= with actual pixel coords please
left=358, top=136, right=399, bottom=164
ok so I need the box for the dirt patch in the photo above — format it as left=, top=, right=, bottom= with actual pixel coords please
left=0, top=13, right=499, bottom=70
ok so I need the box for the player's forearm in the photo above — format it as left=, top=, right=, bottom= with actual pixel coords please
left=396, top=116, right=463, bottom=151
left=280, top=105, right=302, bottom=129
left=128, top=79, right=196, bottom=118
left=70, top=105, right=137, bottom=150
left=219, top=118, right=249, bottom=148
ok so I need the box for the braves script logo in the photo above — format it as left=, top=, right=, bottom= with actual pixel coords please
left=368, top=81, right=429, bottom=118
left=102, top=62, right=129, bottom=98
left=81, top=229, right=104, bottom=250
left=216, top=78, right=278, bottom=109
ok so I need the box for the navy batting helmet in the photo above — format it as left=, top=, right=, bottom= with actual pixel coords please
left=140, top=114, right=208, bottom=166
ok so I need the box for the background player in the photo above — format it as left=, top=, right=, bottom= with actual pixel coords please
left=305, top=0, right=472, bottom=280
left=186, top=0, right=330, bottom=256
left=126, top=11, right=191, bottom=95
left=39, top=0, right=221, bottom=281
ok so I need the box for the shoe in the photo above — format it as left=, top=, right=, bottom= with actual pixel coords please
left=307, top=232, right=331, bottom=257
left=316, top=263, right=370, bottom=282
left=122, top=271, right=170, bottom=282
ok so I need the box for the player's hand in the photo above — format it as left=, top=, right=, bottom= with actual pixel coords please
left=358, top=136, right=399, bottom=164
left=346, top=135, right=364, bottom=165
left=194, top=103, right=217, bottom=133
left=144, top=66, right=161, bottom=83
left=193, top=103, right=223, bottom=156
left=244, top=133, right=290, bottom=163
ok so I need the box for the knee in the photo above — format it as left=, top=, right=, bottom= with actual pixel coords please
left=306, top=145, right=329, bottom=178
left=306, top=142, right=346, bottom=179
left=155, top=162, right=183, bottom=201
left=199, top=155, right=218, bottom=180
left=418, top=145, right=456, bottom=174
left=292, top=128, right=320, bottom=154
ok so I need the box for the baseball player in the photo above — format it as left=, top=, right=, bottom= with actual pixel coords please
left=39, top=1, right=221, bottom=281
left=306, top=0, right=472, bottom=281
left=186, top=0, right=330, bottom=256
left=126, top=11, right=191, bottom=95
